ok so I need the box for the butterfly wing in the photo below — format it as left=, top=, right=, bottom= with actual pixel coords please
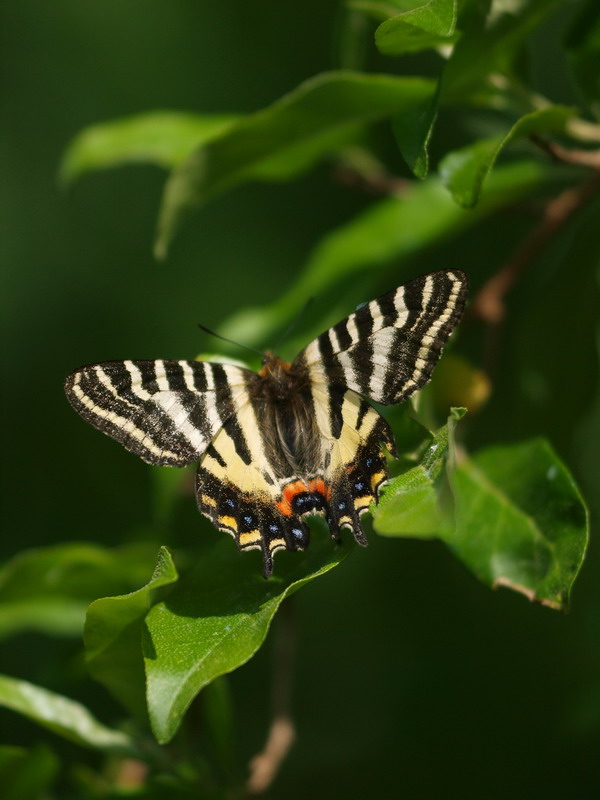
left=64, top=359, right=251, bottom=467
left=291, top=269, right=468, bottom=545
left=66, top=358, right=317, bottom=576
left=295, top=270, right=468, bottom=405
left=308, top=385, right=396, bottom=543
left=65, top=270, right=468, bottom=576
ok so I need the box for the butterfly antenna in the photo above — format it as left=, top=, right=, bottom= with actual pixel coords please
left=197, top=323, right=264, bottom=358
left=274, top=297, right=315, bottom=352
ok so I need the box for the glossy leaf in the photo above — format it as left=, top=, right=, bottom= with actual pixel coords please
left=448, top=439, right=589, bottom=610
left=84, top=546, right=179, bottom=719
left=60, top=112, right=239, bottom=184
left=439, top=106, right=574, bottom=207
left=144, top=536, right=352, bottom=744
left=0, top=674, right=138, bottom=755
left=373, top=0, right=458, bottom=55
left=154, top=71, right=436, bottom=257
left=0, top=543, right=159, bottom=640
left=373, top=408, right=465, bottom=537
left=220, top=159, right=566, bottom=347
left=0, top=745, right=58, bottom=800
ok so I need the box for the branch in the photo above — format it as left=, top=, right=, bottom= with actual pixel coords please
left=333, top=146, right=411, bottom=195
left=246, top=598, right=297, bottom=794
left=471, top=171, right=600, bottom=325
left=531, top=135, right=600, bottom=168
left=247, top=715, right=296, bottom=794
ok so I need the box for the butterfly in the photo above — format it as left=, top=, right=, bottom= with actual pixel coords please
left=65, top=269, right=468, bottom=576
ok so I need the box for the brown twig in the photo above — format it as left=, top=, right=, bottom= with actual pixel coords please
left=333, top=146, right=411, bottom=195
left=246, top=598, right=297, bottom=794
left=471, top=170, right=600, bottom=326
left=531, top=135, right=600, bottom=168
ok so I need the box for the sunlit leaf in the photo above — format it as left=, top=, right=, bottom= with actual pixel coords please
left=448, top=439, right=589, bottom=610
left=84, top=547, right=179, bottom=719
left=373, top=0, right=458, bottom=55
left=154, top=71, right=436, bottom=257
left=60, top=112, right=239, bottom=184
left=373, top=408, right=465, bottom=537
left=144, top=536, right=352, bottom=744
left=220, top=159, right=566, bottom=347
left=0, top=675, right=138, bottom=755
left=439, top=105, right=574, bottom=207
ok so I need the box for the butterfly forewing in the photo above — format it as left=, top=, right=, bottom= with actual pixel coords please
left=295, top=270, right=468, bottom=405
left=65, top=270, right=468, bottom=576
left=64, top=359, right=251, bottom=467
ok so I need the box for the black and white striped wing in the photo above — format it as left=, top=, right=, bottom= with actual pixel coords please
left=64, top=359, right=252, bottom=467
left=294, top=270, right=468, bottom=405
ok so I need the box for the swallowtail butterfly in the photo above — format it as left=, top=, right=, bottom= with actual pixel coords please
left=65, top=270, right=468, bottom=576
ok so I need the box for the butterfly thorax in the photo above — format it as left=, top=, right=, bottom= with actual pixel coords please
left=252, top=351, right=319, bottom=475
left=257, top=352, right=299, bottom=398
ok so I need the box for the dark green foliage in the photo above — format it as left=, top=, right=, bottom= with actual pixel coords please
left=3, top=0, right=599, bottom=797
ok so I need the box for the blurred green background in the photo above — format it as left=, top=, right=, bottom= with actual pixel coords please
left=2, top=1, right=599, bottom=797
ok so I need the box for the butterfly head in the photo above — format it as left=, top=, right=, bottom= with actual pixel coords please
left=259, top=351, right=292, bottom=377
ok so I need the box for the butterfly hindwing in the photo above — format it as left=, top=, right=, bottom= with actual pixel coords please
left=194, top=386, right=315, bottom=576
left=308, top=386, right=396, bottom=544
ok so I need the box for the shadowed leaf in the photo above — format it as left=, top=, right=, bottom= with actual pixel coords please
left=0, top=543, right=159, bottom=641
left=439, top=106, right=575, bottom=207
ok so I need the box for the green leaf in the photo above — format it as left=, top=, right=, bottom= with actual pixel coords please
left=220, top=159, right=565, bottom=347
left=448, top=439, right=589, bottom=610
left=0, top=674, right=138, bottom=755
left=0, top=745, right=58, bottom=800
left=84, top=546, right=179, bottom=719
left=144, top=535, right=352, bottom=744
left=0, top=543, right=159, bottom=640
left=154, top=70, right=437, bottom=258
left=442, top=0, right=563, bottom=101
left=59, top=112, right=239, bottom=184
left=373, top=0, right=458, bottom=55
left=392, top=78, right=440, bottom=178
left=438, top=105, right=575, bottom=207
left=374, top=408, right=465, bottom=537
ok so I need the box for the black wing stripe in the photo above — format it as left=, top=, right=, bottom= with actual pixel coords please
left=295, top=270, right=468, bottom=406
left=134, top=360, right=159, bottom=394
left=65, top=359, right=251, bottom=467
left=384, top=271, right=466, bottom=401
left=164, top=360, right=187, bottom=392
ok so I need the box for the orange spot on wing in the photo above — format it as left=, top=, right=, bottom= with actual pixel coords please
left=276, top=480, right=309, bottom=516
left=307, top=477, right=331, bottom=502
left=276, top=477, right=332, bottom=516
